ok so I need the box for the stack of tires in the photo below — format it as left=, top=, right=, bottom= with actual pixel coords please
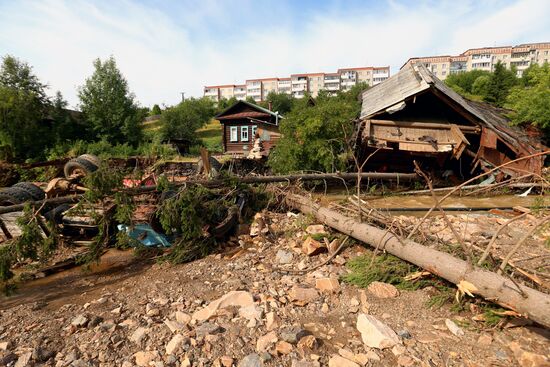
left=63, top=154, right=101, bottom=178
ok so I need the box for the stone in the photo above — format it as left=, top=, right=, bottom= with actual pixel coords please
left=508, top=341, right=549, bottom=367
left=111, top=306, right=122, bottom=314
left=164, top=319, right=186, bottom=333
left=195, top=322, right=222, bottom=337
left=275, top=341, right=293, bottom=355
left=328, top=239, right=340, bottom=254
left=356, top=314, right=401, bottom=349
left=315, top=278, right=340, bottom=293
left=354, top=353, right=370, bottom=366
left=477, top=334, right=493, bottom=346
left=305, top=224, right=326, bottom=235
left=297, top=335, right=318, bottom=350
left=0, top=341, right=11, bottom=351
left=280, top=327, right=309, bottom=344
left=256, top=331, right=278, bottom=352
left=289, top=286, right=319, bottom=306
left=338, top=349, right=355, bottom=361
left=239, top=305, right=262, bottom=322
left=397, top=356, right=415, bottom=366
left=367, top=281, right=399, bottom=298
left=181, top=357, right=191, bottom=367
left=130, top=327, right=148, bottom=344
left=238, top=353, right=262, bottom=367
left=445, top=319, right=464, bottom=336
left=392, top=345, right=406, bottom=356
left=220, top=356, right=234, bottom=367
left=302, top=237, right=327, bottom=256
left=175, top=311, right=191, bottom=325
left=291, top=361, right=320, bottom=367
left=328, top=355, right=360, bottom=367
left=397, top=330, right=412, bottom=339
left=14, top=352, right=32, bottom=367
left=265, top=312, right=280, bottom=331
left=192, top=291, right=255, bottom=321
left=321, top=303, right=330, bottom=313
left=134, top=351, right=159, bottom=367
left=71, top=314, right=88, bottom=327
left=276, top=250, right=293, bottom=264
left=166, top=334, right=186, bottom=355
left=365, top=350, right=380, bottom=361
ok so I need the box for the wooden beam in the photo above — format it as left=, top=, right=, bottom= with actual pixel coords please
left=366, top=119, right=480, bottom=133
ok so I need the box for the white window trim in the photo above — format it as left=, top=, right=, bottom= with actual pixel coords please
left=241, top=126, right=249, bottom=142
left=229, top=126, right=238, bottom=142
left=251, top=125, right=257, bottom=138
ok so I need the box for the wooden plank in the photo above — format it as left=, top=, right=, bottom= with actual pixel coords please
left=367, top=119, right=480, bottom=133
left=450, top=124, right=470, bottom=159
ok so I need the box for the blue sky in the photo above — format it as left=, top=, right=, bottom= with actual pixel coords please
left=1, top=0, right=549, bottom=108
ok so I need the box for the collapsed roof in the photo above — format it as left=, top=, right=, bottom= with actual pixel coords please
left=358, top=64, right=544, bottom=177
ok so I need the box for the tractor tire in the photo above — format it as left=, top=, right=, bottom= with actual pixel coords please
left=13, top=182, right=45, bottom=201
left=197, top=156, right=221, bottom=175
left=0, top=187, right=33, bottom=206
left=64, top=157, right=98, bottom=178
left=78, top=154, right=101, bottom=167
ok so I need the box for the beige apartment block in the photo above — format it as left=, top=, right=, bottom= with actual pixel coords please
left=204, top=65, right=390, bottom=102
left=402, top=42, right=550, bottom=79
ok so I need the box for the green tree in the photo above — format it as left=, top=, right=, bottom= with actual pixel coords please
left=150, top=104, right=162, bottom=116
left=506, top=63, right=550, bottom=137
left=78, top=56, right=142, bottom=146
left=50, top=91, right=90, bottom=143
left=159, top=97, right=215, bottom=144
left=245, top=96, right=257, bottom=104
left=445, top=69, right=491, bottom=96
left=262, top=92, right=295, bottom=115
left=484, top=61, right=517, bottom=107
left=471, top=75, right=490, bottom=97
left=268, top=90, right=361, bottom=174
left=0, top=55, right=53, bottom=160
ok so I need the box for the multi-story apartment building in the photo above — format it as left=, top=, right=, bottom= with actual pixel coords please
left=402, top=42, right=550, bottom=79
left=203, top=65, right=390, bottom=103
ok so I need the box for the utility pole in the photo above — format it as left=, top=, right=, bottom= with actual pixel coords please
left=180, top=92, right=185, bottom=102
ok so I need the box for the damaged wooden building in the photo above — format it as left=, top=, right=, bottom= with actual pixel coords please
left=356, top=64, right=544, bottom=179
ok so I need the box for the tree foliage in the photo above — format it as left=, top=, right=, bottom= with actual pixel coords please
left=78, top=56, right=142, bottom=146
left=268, top=87, right=365, bottom=174
left=445, top=69, right=491, bottom=96
left=484, top=61, right=517, bottom=107
left=0, top=55, right=53, bottom=160
left=506, top=63, right=550, bottom=135
left=150, top=104, right=162, bottom=116
left=260, top=92, right=295, bottom=115
left=159, top=97, right=215, bottom=143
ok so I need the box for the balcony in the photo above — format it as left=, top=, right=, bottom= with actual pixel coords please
left=291, top=79, right=307, bottom=85
left=373, top=71, right=389, bottom=78
left=204, top=90, right=218, bottom=96
left=324, top=83, right=340, bottom=91
left=341, top=79, right=356, bottom=86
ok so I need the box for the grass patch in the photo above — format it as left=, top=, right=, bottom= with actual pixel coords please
left=197, top=119, right=222, bottom=153
left=342, top=253, right=437, bottom=291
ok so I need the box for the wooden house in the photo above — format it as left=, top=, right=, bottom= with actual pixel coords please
left=357, top=64, right=544, bottom=178
left=215, top=100, right=282, bottom=156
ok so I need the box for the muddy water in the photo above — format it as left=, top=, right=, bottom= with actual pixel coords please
left=317, top=192, right=539, bottom=214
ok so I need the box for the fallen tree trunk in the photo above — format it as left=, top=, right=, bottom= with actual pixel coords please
left=0, top=196, right=80, bottom=215
left=284, top=192, right=550, bottom=328
left=133, top=172, right=417, bottom=194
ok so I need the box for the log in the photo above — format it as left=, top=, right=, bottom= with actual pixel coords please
left=132, top=172, right=417, bottom=194
left=0, top=196, right=80, bottom=215
left=284, top=192, right=550, bottom=328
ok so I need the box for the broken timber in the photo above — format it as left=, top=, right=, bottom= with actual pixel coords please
left=284, top=192, right=550, bottom=328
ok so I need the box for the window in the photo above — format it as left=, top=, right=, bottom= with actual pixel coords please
left=241, top=126, right=249, bottom=142
left=230, top=126, right=238, bottom=142
left=251, top=125, right=258, bottom=138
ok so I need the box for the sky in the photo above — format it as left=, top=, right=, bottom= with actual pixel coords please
left=1, top=0, right=549, bottom=109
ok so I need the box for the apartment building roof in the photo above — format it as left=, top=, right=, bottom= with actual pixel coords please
left=290, top=72, right=324, bottom=77
left=278, top=77, right=291, bottom=81
left=461, top=46, right=512, bottom=55
left=204, top=84, right=236, bottom=89
left=246, top=77, right=279, bottom=82
left=400, top=56, right=451, bottom=69
left=518, top=42, right=550, bottom=49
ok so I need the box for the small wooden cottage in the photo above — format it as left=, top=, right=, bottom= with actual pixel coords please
left=215, top=100, right=282, bottom=156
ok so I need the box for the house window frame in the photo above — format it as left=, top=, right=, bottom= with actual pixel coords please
left=241, top=126, right=249, bottom=142
left=251, top=125, right=258, bottom=138
left=229, top=126, right=238, bottom=142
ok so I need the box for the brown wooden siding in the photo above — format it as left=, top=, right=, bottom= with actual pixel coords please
left=222, top=120, right=279, bottom=155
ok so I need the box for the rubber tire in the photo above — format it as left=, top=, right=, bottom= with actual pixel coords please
left=0, top=187, right=33, bottom=206
left=43, top=203, right=72, bottom=223
left=64, top=157, right=98, bottom=178
left=197, top=156, right=221, bottom=175
left=13, top=182, right=45, bottom=201
left=78, top=154, right=101, bottom=167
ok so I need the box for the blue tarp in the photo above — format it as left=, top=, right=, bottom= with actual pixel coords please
left=117, top=224, right=172, bottom=248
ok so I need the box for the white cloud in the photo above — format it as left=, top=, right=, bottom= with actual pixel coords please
left=0, top=0, right=548, bottom=108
